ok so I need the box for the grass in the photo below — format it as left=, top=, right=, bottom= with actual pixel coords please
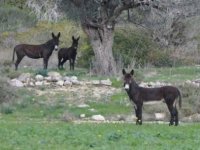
left=0, top=66, right=200, bottom=149
left=140, top=66, right=200, bottom=82
left=0, top=121, right=200, bottom=150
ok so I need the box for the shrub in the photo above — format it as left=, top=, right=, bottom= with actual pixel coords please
left=0, top=77, right=16, bottom=104
left=0, top=6, right=36, bottom=32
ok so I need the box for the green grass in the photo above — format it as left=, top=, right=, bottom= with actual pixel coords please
left=0, top=121, right=200, bottom=150
left=140, top=66, right=200, bottom=82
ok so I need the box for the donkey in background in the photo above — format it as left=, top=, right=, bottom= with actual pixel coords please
left=122, top=69, right=182, bottom=126
left=13, top=32, right=60, bottom=70
left=58, top=36, right=80, bottom=70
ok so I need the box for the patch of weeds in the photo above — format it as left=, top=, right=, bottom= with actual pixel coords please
left=0, top=77, right=16, bottom=104
left=107, top=132, right=122, bottom=141
left=110, top=78, right=122, bottom=88
left=35, top=69, right=48, bottom=77
left=1, top=67, right=20, bottom=79
left=0, top=103, right=14, bottom=114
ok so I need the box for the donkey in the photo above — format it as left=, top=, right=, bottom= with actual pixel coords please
left=13, top=32, right=61, bottom=70
left=122, top=69, right=182, bottom=126
left=58, top=36, right=80, bottom=70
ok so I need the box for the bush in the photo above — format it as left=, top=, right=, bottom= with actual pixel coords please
left=0, top=77, right=16, bottom=104
left=0, top=6, right=36, bottom=32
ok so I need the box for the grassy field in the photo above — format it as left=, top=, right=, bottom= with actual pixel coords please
left=0, top=66, right=200, bottom=149
left=0, top=120, right=200, bottom=150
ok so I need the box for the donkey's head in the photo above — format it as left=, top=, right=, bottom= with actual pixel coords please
left=122, top=69, right=134, bottom=90
left=72, top=36, right=80, bottom=49
left=51, top=32, right=61, bottom=51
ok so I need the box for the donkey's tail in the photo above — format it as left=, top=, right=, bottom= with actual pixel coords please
left=178, top=89, right=182, bottom=108
left=12, top=47, right=16, bottom=62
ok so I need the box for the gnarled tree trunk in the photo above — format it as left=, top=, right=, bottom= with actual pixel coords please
left=83, top=25, right=116, bottom=76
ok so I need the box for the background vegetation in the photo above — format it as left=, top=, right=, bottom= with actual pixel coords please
left=0, top=1, right=200, bottom=149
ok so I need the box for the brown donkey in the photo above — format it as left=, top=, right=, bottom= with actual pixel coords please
left=13, top=32, right=60, bottom=70
left=122, top=69, right=182, bottom=126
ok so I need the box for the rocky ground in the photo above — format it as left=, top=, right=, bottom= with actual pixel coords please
left=8, top=71, right=200, bottom=123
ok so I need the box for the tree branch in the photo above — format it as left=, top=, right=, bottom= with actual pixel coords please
left=109, top=0, right=161, bottom=23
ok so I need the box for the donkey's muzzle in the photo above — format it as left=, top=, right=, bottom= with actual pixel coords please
left=124, top=84, right=130, bottom=90
left=54, top=45, right=58, bottom=51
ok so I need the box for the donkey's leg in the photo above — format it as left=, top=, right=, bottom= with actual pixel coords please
left=15, top=56, right=24, bottom=70
left=174, top=107, right=179, bottom=126
left=135, top=103, right=143, bottom=125
left=137, top=104, right=143, bottom=125
left=69, top=59, right=74, bottom=70
left=72, top=59, right=75, bottom=70
left=166, top=101, right=174, bottom=126
left=60, top=58, right=67, bottom=69
left=58, top=57, right=62, bottom=69
left=43, top=57, right=49, bottom=69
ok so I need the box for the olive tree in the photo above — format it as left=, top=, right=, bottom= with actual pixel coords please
left=66, top=0, right=160, bottom=75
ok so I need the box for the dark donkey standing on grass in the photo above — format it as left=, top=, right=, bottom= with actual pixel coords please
left=58, top=36, right=80, bottom=70
left=13, top=32, right=61, bottom=70
left=122, top=69, right=182, bottom=126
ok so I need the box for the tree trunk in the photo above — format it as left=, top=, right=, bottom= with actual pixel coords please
left=83, top=25, right=117, bottom=76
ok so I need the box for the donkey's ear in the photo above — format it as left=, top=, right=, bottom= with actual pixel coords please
left=77, top=36, right=80, bottom=40
left=57, top=32, right=61, bottom=38
left=72, top=36, right=75, bottom=40
left=52, top=32, right=55, bottom=38
left=130, top=69, right=134, bottom=75
left=122, top=69, right=126, bottom=75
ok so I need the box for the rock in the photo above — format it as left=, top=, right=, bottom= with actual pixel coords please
left=63, top=76, right=70, bottom=81
left=63, top=80, right=72, bottom=86
left=88, top=108, right=97, bottom=112
left=43, top=81, right=50, bottom=86
left=35, top=81, right=43, bottom=86
left=9, top=79, right=24, bottom=87
left=80, top=114, right=86, bottom=118
left=91, top=115, right=105, bottom=121
left=47, top=71, right=62, bottom=82
left=182, top=113, right=200, bottom=122
left=125, top=115, right=137, bottom=122
left=56, top=80, right=64, bottom=86
left=70, top=76, right=80, bottom=84
left=29, top=82, right=35, bottom=87
left=35, top=74, right=44, bottom=81
left=18, top=73, right=31, bottom=83
left=92, top=80, right=100, bottom=85
left=44, top=76, right=52, bottom=82
left=77, top=104, right=90, bottom=108
left=100, top=79, right=112, bottom=86
left=71, top=76, right=78, bottom=81
left=155, top=113, right=166, bottom=121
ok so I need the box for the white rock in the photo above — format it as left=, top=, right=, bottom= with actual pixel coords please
left=47, top=71, right=62, bottom=82
left=43, top=81, right=50, bottom=86
left=9, top=79, right=24, bottom=87
left=77, top=104, right=90, bottom=108
left=56, top=80, right=64, bottom=86
left=63, top=76, right=70, bottom=81
left=71, top=76, right=78, bottom=81
left=44, top=76, right=52, bottom=82
left=35, top=81, right=43, bottom=86
left=92, top=80, right=100, bottom=85
left=29, top=82, right=35, bottom=87
left=35, top=74, right=44, bottom=81
left=100, top=79, right=112, bottom=86
left=63, top=80, right=72, bottom=86
left=80, top=114, right=86, bottom=118
left=18, top=73, right=31, bottom=82
left=155, top=113, right=166, bottom=120
left=91, top=115, right=105, bottom=121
